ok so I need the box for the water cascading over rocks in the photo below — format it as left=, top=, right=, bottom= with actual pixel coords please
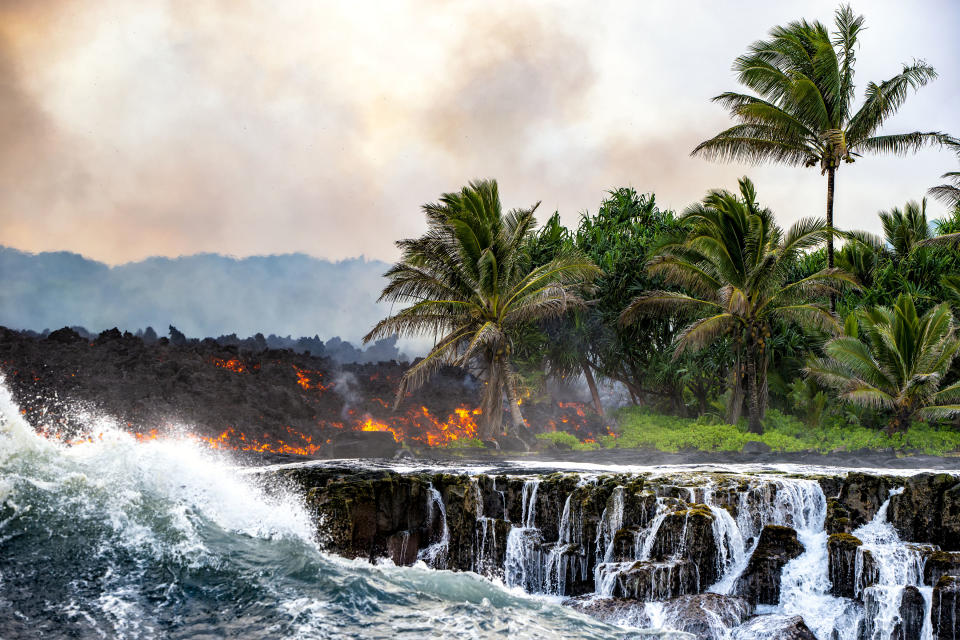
left=272, top=465, right=960, bottom=640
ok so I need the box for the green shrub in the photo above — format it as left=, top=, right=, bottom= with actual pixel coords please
left=606, top=406, right=960, bottom=455
left=443, top=437, right=485, bottom=449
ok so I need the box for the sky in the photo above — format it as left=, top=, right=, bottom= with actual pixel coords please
left=1, top=0, right=958, bottom=266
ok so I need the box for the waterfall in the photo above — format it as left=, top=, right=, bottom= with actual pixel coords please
left=853, top=488, right=934, bottom=640
left=471, top=478, right=499, bottom=575
left=773, top=479, right=862, bottom=640
left=318, top=465, right=958, bottom=639
left=417, top=483, right=449, bottom=568
left=505, top=479, right=543, bottom=592
left=521, top=478, right=539, bottom=528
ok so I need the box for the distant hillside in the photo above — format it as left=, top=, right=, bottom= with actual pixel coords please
left=0, top=247, right=392, bottom=344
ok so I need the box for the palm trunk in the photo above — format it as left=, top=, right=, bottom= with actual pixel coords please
left=726, top=343, right=744, bottom=424
left=826, top=167, right=836, bottom=312
left=581, top=359, right=604, bottom=416
left=501, top=359, right=528, bottom=438
left=745, top=345, right=763, bottom=435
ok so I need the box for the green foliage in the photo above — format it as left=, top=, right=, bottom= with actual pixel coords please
left=573, top=189, right=696, bottom=412
left=608, top=407, right=960, bottom=455
left=443, top=437, right=486, bottom=450
left=929, top=138, right=960, bottom=210
left=840, top=199, right=960, bottom=314
left=806, top=294, right=960, bottom=432
left=536, top=431, right=600, bottom=451
left=622, top=176, right=855, bottom=433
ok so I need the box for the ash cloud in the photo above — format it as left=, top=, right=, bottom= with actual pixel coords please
left=0, top=0, right=956, bottom=267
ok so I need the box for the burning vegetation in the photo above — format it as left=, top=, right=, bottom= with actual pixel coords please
left=1, top=326, right=607, bottom=458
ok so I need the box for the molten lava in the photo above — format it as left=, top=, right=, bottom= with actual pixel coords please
left=23, top=354, right=605, bottom=457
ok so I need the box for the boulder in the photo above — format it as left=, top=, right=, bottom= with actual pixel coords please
left=735, top=525, right=804, bottom=606
left=46, top=327, right=83, bottom=344
left=653, top=593, right=752, bottom=640
left=565, top=596, right=650, bottom=628
left=825, top=498, right=853, bottom=535
left=827, top=533, right=862, bottom=598
left=330, top=430, right=399, bottom=458
left=932, top=575, right=960, bottom=640
left=896, top=585, right=926, bottom=640
left=731, top=614, right=817, bottom=640
left=855, top=548, right=879, bottom=596
left=742, top=440, right=772, bottom=454
left=650, top=505, right=720, bottom=587
left=612, top=559, right=700, bottom=601
left=494, top=434, right=528, bottom=451
left=834, top=472, right=901, bottom=530
left=925, top=551, right=960, bottom=586
left=302, top=469, right=473, bottom=568
left=889, top=473, right=960, bottom=550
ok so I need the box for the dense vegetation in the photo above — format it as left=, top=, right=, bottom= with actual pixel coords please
left=370, top=5, right=960, bottom=452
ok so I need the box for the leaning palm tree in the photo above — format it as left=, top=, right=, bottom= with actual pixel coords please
left=929, top=137, right=960, bottom=209
left=806, top=294, right=960, bottom=433
left=621, top=177, right=856, bottom=434
left=364, top=179, right=600, bottom=440
left=693, top=5, right=946, bottom=277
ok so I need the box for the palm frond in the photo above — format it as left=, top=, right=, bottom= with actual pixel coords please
left=620, top=291, right=722, bottom=325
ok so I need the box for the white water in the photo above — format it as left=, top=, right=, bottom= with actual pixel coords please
left=852, top=488, right=934, bottom=640
left=1, top=379, right=645, bottom=640
left=4, top=373, right=954, bottom=640
left=418, top=483, right=450, bottom=568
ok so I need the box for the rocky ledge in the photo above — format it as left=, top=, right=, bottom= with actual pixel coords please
left=263, top=465, right=960, bottom=640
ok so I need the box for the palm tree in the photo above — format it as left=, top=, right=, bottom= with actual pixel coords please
left=364, top=179, right=600, bottom=441
left=929, top=138, right=960, bottom=209
left=621, top=177, right=856, bottom=434
left=806, top=294, right=960, bottom=433
left=693, top=5, right=946, bottom=284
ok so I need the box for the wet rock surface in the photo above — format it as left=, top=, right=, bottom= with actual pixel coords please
left=889, top=473, right=960, bottom=550
left=933, top=576, right=960, bottom=640
left=734, top=525, right=804, bottom=606
left=895, top=585, right=926, bottom=640
left=827, top=533, right=862, bottom=598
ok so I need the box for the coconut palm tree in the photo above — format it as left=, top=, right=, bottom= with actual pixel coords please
left=621, top=177, right=856, bottom=434
left=805, top=294, right=960, bottom=433
left=929, top=138, right=960, bottom=209
left=364, top=179, right=600, bottom=441
left=693, top=5, right=946, bottom=283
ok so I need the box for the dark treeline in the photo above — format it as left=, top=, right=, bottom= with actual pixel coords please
left=18, top=325, right=406, bottom=365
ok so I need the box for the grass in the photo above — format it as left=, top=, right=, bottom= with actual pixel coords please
left=601, top=407, right=960, bottom=456
left=535, top=431, right=601, bottom=451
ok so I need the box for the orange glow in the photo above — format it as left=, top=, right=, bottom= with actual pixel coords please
left=212, top=358, right=246, bottom=373
left=21, top=359, right=605, bottom=456
left=292, top=365, right=332, bottom=391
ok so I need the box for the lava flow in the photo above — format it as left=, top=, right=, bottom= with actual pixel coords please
left=14, top=351, right=607, bottom=458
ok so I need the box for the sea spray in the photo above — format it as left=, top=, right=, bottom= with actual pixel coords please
left=0, top=378, right=647, bottom=640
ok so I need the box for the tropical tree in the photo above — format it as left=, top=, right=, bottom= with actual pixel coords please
left=621, top=177, right=856, bottom=433
left=364, top=179, right=600, bottom=441
left=929, top=138, right=960, bottom=209
left=840, top=199, right=960, bottom=311
left=806, top=294, right=960, bottom=433
left=518, top=212, right=606, bottom=415
left=573, top=188, right=701, bottom=413
left=692, top=5, right=946, bottom=281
